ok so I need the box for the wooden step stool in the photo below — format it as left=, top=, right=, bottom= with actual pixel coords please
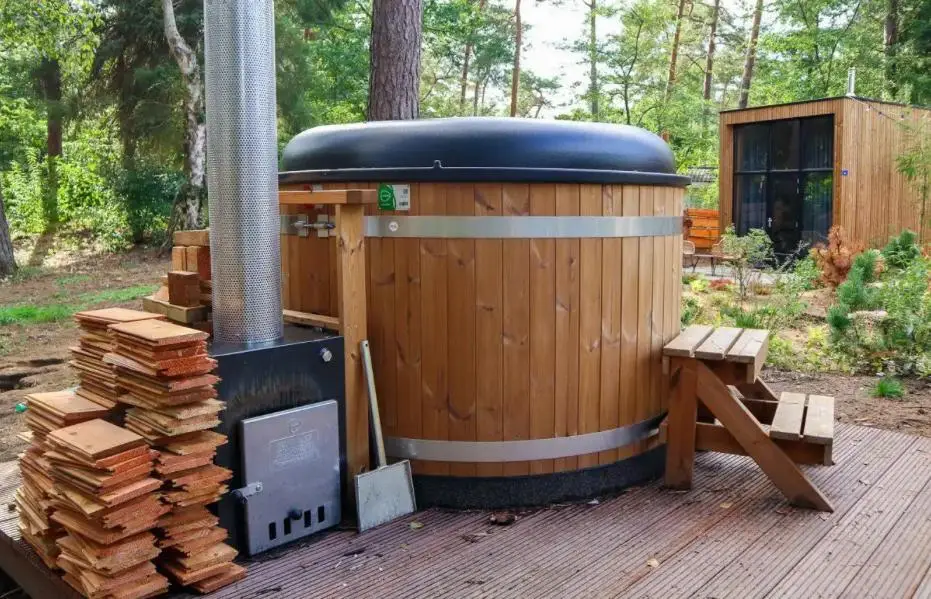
left=662, top=325, right=835, bottom=512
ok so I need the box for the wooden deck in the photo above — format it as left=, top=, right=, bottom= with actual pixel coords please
left=1, top=423, right=930, bottom=598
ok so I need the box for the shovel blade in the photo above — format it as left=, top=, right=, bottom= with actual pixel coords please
left=355, top=460, right=417, bottom=532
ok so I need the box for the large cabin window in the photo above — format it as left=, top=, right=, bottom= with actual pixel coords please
left=733, top=115, right=834, bottom=256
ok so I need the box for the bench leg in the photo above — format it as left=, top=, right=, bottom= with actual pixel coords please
left=665, top=359, right=698, bottom=489
left=694, top=361, right=833, bottom=512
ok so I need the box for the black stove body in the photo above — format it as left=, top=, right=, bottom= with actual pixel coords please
left=210, top=325, right=345, bottom=551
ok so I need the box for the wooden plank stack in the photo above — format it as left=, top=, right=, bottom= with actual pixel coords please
left=72, top=309, right=165, bottom=410
left=46, top=419, right=169, bottom=599
left=17, top=391, right=111, bottom=570
left=104, top=319, right=244, bottom=592
left=144, top=229, right=211, bottom=332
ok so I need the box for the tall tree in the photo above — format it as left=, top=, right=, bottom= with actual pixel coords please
left=459, top=0, right=488, bottom=112
left=585, top=0, right=599, bottom=118
left=885, top=0, right=899, bottom=97
left=738, top=0, right=764, bottom=108
left=665, top=0, right=688, bottom=101
left=703, top=0, right=720, bottom=101
left=35, top=57, right=62, bottom=230
left=161, top=0, right=204, bottom=231
left=509, top=0, right=522, bottom=117
left=0, top=183, right=15, bottom=277
left=369, top=0, right=423, bottom=119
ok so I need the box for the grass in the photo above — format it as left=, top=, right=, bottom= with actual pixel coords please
left=0, top=284, right=157, bottom=326
left=872, top=376, right=905, bottom=399
left=56, top=274, right=91, bottom=286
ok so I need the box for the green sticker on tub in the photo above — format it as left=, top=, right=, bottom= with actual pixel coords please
left=377, top=184, right=410, bottom=211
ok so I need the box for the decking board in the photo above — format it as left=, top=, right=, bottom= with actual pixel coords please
left=1, top=424, right=930, bottom=599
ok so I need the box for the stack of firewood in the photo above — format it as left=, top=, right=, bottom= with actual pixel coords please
left=16, top=391, right=112, bottom=570
left=144, top=229, right=212, bottom=334
left=103, top=318, right=244, bottom=592
left=72, top=309, right=165, bottom=410
left=46, top=419, right=169, bottom=599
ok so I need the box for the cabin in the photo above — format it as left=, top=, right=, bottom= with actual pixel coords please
left=718, top=96, right=931, bottom=255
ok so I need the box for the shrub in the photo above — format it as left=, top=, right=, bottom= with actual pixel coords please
left=689, top=278, right=709, bottom=294
left=827, top=244, right=931, bottom=374
left=681, top=295, right=701, bottom=326
left=720, top=226, right=773, bottom=300
left=791, top=255, right=822, bottom=290
left=871, top=377, right=905, bottom=399
left=881, top=230, right=921, bottom=270
left=811, top=226, right=865, bottom=287
left=682, top=272, right=700, bottom=285
left=708, top=278, right=733, bottom=292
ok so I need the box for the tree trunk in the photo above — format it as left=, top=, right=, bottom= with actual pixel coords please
left=368, top=0, right=423, bottom=120
left=162, top=0, right=205, bottom=232
left=460, top=0, right=487, bottom=113
left=37, top=58, right=62, bottom=232
left=473, top=75, right=481, bottom=115
left=588, top=0, right=599, bottom=118
left=665, top=0, right=687, bottom=101
left=703, top=0, right=720, bottom=101
left=509, top=0, right=522, bottom=117
left=884, top=0, right=899, bottom=98
left=738, top=0, right=764, bottom=109
left=0, top=183, right=16, bottom=277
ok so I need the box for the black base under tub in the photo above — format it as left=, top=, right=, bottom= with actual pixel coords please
left=412, top=445, right=666, bottom=509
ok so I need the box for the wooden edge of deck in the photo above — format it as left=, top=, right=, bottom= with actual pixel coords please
left=278, top=189, right=377, bottom=206
left=663, top=325, right=715, bottom=357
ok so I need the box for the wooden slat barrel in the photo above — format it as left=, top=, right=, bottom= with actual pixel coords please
left=278, top=118, right=689, bottom=507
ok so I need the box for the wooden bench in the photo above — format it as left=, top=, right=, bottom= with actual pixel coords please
left=662, top=325, right=835, bottom=512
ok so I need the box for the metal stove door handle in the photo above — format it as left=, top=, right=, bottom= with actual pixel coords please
left=232, top=481, right=264, bottom=504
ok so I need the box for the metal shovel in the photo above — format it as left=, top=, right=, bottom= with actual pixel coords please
left=354, top=339, right=416, bottom=532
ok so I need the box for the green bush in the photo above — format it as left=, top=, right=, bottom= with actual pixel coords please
left=881, top=230, right=921, bottom=270
left=681, top=295, right=701, bottom=326
left=720, top=226, right=773, bottom=300
left=689, top=278, right=709, bottom=294
left=791, top=255, right=821, bottom=291
left=116, top=166, right=182, bottom=244
left=871, top=377, right=905, bottom=399
left=827, top=237, right=931, bottom=374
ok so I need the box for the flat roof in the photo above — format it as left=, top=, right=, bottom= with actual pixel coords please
left=719, top=95, right=927, bottom=114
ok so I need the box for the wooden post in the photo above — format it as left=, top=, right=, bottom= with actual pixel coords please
left=665, top=357, right=697, bottom=489
left=335, top=204, right=369, bottom=484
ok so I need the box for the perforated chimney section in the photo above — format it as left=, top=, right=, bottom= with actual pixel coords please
left=204, top=0, right=283, bottom=344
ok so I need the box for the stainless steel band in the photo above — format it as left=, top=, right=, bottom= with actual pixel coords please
left=365, top=215, right=682, bottom=239
left=384, top=413, right=665, bottom=463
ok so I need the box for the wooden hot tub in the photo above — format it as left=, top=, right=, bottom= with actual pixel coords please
left=278, top=118, right=688, bottom=507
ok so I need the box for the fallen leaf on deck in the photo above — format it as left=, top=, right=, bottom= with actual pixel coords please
left=490, top=512, right=516, bottom=526
left=588, top=499, right=600, bottom=505
left=409, top=521, right=424, bottom=530
left=646, top=558, right=660, bottom=568
left=720, top=502, right=733, bottom=509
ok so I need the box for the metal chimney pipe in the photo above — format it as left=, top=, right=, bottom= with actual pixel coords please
left=847, top=68, right=856, bottom=96
left=204, top=0, right=283, bottom=344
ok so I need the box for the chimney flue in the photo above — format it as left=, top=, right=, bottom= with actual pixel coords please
left=204, top=0, right=283, bottom=345
left=847, top=67, right=856, bottom=96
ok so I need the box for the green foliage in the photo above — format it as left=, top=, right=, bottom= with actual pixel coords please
left=682, top=272, right=701, bottom=285
left=0, top=304, right=73, bottom=325
left=792, top=256, right=822, bottom=291
left=872, top=377, right=905, bottom=399
left=721, top=226, right=774, bottom=301
left=681, top=295, right=701, bottom=326
left=828, top=237, right=931, bottom=374
left=688, top=278, right=709, bottom=294
left=116, top=166, right=181, bottom=244
left=881, top=230, right=922, bottom=270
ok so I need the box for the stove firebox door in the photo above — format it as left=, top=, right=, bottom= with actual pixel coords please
left=239, top=400, right=341, bottom=555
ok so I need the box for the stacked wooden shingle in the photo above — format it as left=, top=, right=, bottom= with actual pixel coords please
left=72, top=309, right=165, bottom=410
left=103, top=319, right=244, bottom=592
left=144, top=229, right=212, bottom=334
left=46, top=419, right=169, bottom=599
left=17, top=391, right=111, bottom=569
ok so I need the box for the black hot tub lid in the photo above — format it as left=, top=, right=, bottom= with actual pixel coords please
left=279, top=117, right=690, bottom=186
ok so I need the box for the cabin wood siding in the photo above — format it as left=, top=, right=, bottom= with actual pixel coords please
left=718, top=97, right=931, bottom=246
